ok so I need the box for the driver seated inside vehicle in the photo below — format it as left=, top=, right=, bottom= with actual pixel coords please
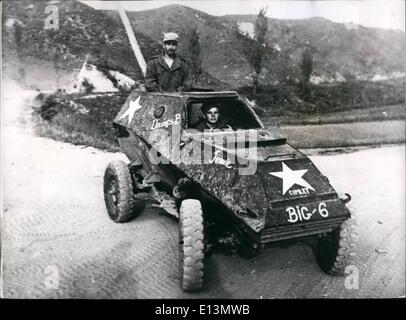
left=194, top=103, right=233, bottom=131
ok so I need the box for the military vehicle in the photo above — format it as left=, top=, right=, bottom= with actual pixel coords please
left=103, top=89, right=355, bottom=292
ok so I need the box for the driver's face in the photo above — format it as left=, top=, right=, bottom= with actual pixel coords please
left=163, top=41, right=177, bottom=56
left=205, top=107, right=220, bottom=124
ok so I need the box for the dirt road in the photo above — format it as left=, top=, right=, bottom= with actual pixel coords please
left=1, top=83, right=405, bottom=298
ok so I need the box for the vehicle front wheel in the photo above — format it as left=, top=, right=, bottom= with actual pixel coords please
left=179, top=199, right=205, bottom=291
left=103, top=161, right=145, bottom=223
left=315, top=211, right=356, bottom=275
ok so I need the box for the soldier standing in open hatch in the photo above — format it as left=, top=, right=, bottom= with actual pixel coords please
left=145, top=32, right=192, bottom=92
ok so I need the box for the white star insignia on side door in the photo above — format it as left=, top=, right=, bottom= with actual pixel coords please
left=119, top=96, right=143, bottom=125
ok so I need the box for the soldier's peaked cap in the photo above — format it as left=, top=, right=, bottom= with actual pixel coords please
left=163, top=32, right=179, bottom=42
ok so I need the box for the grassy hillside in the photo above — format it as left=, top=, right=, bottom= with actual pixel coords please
left=2, top=0, right=159, bottom=88
left=105, top=4, right=405, bottom=87
left=238, top=78, right=405, bottom=116
left=223, top=15, right=405, bottom=84
left=3, top=2, right=405, bottom=90
left=105, top=5, right=251, bottom=86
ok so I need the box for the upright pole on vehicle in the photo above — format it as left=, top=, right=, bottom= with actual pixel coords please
left=116, top=3, right=147, bottom=78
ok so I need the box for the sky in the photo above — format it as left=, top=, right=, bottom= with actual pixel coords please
left=82, top=0, right=405, bottom=31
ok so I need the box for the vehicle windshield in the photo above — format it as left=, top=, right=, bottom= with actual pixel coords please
left=187, top=98, right=262, bottom=131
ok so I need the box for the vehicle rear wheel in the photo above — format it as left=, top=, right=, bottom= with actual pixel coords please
left=315, top=211, right=356, bottom=275
left=103, top=161, right=145, bottom=223
left=179, top=199, right=205, bottom=291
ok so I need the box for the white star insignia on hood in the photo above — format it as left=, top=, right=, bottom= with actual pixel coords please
left=269, top=162, right=315, bottom=195
left=119, top=96, right=143, bottom=125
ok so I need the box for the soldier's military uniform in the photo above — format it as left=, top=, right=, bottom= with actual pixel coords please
left=145, top=54, right=192, bottom=92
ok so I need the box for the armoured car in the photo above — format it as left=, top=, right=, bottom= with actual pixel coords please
left=103, top=89, right=355, bottom=291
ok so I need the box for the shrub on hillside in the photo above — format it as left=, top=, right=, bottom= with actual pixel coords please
left=35, top=92, right=128, bottom=149
left=34, top=94, right=68, bottom=121
left=238, top=78, right=405, bottom=116
left=82, top=79, right=95, bottom=94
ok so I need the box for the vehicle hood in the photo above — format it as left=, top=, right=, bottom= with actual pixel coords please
left=177, top=131, right=342, bottom=232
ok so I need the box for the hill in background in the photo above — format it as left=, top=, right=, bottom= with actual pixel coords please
left=2, top=1, right=405, bottom=91
left=109, top=4, right=405, bottom=87
left=2, top=0, right=158, bottom=90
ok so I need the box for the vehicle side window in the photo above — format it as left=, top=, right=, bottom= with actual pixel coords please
left=187, top=100, right=262, bottom=130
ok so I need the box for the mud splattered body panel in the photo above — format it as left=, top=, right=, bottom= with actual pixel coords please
left=113, top=90, right=351, bottom=245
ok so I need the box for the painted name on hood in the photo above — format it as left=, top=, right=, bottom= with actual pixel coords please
left=151, top=114, right=181, bottom=130
left=288, top=187, right=312, bottom=196
left=209, top=150, right=232, bottom=168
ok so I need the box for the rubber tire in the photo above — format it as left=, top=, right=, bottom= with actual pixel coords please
left=315, top=211, right=356, bottom=275
left=179, top=199, right=205, bottom=292
left=104, top=161, right=145, bottom=223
